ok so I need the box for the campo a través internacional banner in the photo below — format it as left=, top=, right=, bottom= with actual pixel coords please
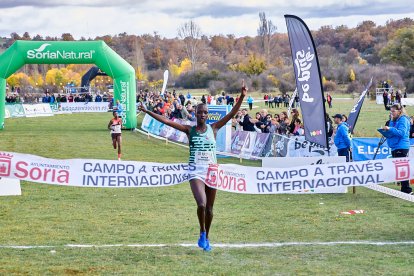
left=0, top=151, right=413, bottom=194
left=285, top=15, right=328, bottom=149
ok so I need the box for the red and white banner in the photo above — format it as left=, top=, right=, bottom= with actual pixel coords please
left=0, top=151, right=412, bottom=194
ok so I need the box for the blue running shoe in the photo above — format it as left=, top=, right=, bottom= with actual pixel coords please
left=198, top=232, right=207, bottom=249
left=203, top=239, right=212, bottom=252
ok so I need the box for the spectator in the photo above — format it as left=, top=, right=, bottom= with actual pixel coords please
left=269, top=117, right=280, bottom=134
left=278, top=111, right=289, bottom=135
left=326, top=113, right=334, bottom=138
left=210, top=96, right=216, bottom=105
left=291, top=118, right=304, bottom=136
left=381, top=104, right=412, bottom=194
left=247, top=95, right=254, bottom=110
left=95, top=94, right=102, bottom=102
left=238, top=108, right=256, bottom=131
left=288, top=108, right=300, bottom=134
left=333, top=113, right=351, bottom=162
left=264, top=94, right=269, bottom=107
left=268, top=94, right=274, bottom=108
left=326, top=93, right=332, bottom=108
left=217, top=95, right=223, bottom=105
left=253, top=112, right=264, bottom=132
left=186, top=103, right=196, bottom=121
left=102, top=93, right=108, bottom=102
left=114, top=99, right=123, bottom=115
left=295, top=93, right=300, bottom=108
left=232, top=110, right=243, bottom=131
left=179, top=93, right=186, bottom=105
left=273, top=95, right=279, bottom=108
left=383, top=89, right=389, bottom=110
left=263, top=114, right=273, bottom=133
left=396, top=90, right=402, bottom=104
left=227, top=96, right=234, bottom=106
left=201, top=95, right=207, bottom=104
left=284, top=94, right=290, bottom=108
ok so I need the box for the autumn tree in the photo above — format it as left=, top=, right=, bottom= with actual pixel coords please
left=210, top=35, right=232, bottom=58
left=229, top=54, right=267, bottom=76
left=380, top=27, right=414, bottom=68
left=61, top=33, right=75, bottom=41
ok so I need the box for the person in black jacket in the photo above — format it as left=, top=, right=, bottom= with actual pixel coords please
left=238, top=108, right=255, bottom=131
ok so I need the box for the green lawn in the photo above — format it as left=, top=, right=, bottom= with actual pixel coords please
left=0, top=99, right=413, bottom=275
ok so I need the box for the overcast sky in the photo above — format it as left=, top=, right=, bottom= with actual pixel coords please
left=0, top=0, right=413, bottom=39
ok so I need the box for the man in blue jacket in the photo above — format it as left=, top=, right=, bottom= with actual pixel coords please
left=333, top=114, right=351, bottom=161
left=381, top=104, right=412, bottom=194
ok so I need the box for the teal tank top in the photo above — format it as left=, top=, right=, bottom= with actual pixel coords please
left=188, top=124, right=217, bottom=164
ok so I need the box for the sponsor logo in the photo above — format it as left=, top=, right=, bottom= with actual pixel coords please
left=119, top=80, right=129, bottom=125
left=309, top=130, right=323, bottom=137
left=0, top=153, right=13, bottom=177
left=295, top=48, right=315, bottom=103
left=27, top=43, right=95, bottom=60
left=0, top=152, right=70, bottom=183
left=393, top=160, right=410, bottom=181
left=207, top=113, right=222, bottom=121
left=206, top=164, right=246, bottom=192
left=205, top=164, right=218, bottom=186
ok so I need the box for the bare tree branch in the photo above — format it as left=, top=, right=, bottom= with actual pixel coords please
left=257, top=12, right=277, bottom=62
left=178, top=20, right=202, bottom=71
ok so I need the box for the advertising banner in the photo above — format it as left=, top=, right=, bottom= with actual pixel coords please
left=60, top=102, right=110, bottom=113
left=22, top=103, right=54, bottom=117
left=286, top=136, right=337, bottom=157
left=206, top=105, right=232, bottom=152
left=230, top=131, right=249, bottom=155
left=252, top=133, right=270, bottom=158
left=240, top=131, right=257, bottom=159
left=351, top=138, right=391, bottom=161
left=0, top=151, right=412, bottom=195
left=5, top=104, right=25, bottom=118
left=261, top=134, right=290, bottom=157
left=262, top=156, right=347, bottom=193
left=285, top=15, right=328, bottom=148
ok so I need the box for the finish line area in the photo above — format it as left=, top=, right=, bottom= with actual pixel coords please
left=2, top=241, right=414, bottom=250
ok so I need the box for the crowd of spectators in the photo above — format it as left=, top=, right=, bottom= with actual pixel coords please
left=5, top=91, right=113, bottom=104
left=263, top=93, right=299, bottom=108
left=136, top=90, right=241, bottom=122
left=232, top=107, right=306, bottom=137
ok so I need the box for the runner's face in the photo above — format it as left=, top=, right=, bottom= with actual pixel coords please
left=196, top=105, right=208, bottom=123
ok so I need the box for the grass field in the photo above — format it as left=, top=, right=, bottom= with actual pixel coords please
left=1, top=97, right=414, bottom=275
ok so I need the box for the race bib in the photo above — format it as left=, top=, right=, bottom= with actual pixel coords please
left=194, top=151, right=215, bottom=165
left=112, top=124, right=121, bottom=133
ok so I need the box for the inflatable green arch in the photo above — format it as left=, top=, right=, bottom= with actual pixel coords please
left=0, top=40, right=136, bottom=129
